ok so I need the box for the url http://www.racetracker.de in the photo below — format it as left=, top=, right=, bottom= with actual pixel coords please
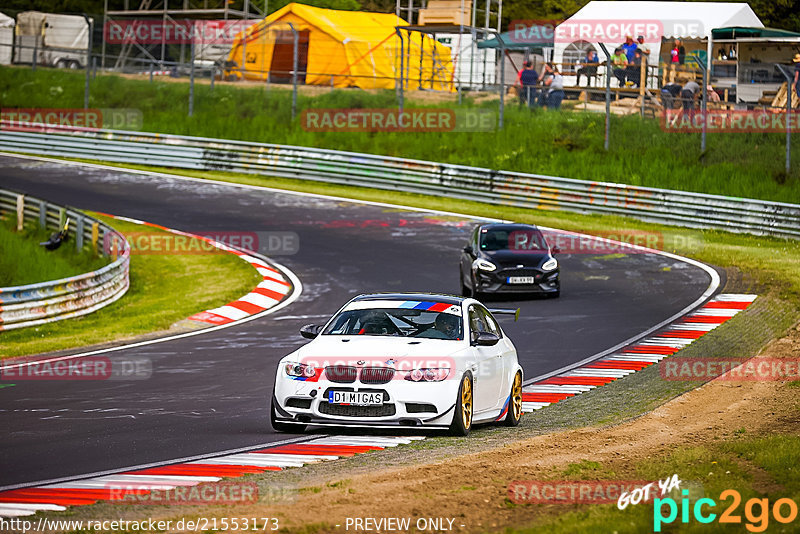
left=0, top=517, right=280, bottom=532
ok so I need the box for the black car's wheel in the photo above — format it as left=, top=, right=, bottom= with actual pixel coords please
left=449, top=373, right=473, bottom=436
left=270, top=399, right=306, bottom=433
left=503, top=372, right=523, bottom=427
left=460, top=271, right=472, bottom=297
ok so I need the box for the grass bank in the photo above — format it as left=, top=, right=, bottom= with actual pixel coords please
left=0, top=216, right=107, bottom=287
left=511, top=433, right=800, bottom=533
left=0, top=213, right=262, bottom=358
left=1, top=65, right=799, bottom=202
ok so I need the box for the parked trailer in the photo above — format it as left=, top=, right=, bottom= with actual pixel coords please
left=14, top=11, right=91, bottom=69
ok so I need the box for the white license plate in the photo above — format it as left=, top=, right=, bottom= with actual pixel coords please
left=507, top=276, right=536, bottom=284
left=328, top=391, right=384, bottom=406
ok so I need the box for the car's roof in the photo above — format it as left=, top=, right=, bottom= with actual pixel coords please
left=352, top=293, right=465, bottom=305
left=479, top=222, right=540, bottom=232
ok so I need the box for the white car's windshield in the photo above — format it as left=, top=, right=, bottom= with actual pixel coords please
left=322, top=307, right=463, bottom=340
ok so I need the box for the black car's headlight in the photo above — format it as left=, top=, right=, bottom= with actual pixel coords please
left=473, top=258, right=497, bottom=272
left=542, top=258, right=558, bottom=271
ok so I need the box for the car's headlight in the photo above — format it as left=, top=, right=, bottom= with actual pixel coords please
left=404, top=368, right=450, bottom=382
left=284, top=362, right=319, bottom=380
left=473, top=258, right=497, bottom=272
left=542, top=258, right=558, bottom=271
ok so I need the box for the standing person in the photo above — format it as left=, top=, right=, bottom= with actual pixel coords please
left=611, top=47, right=628, bottom=86
left=680, top=79, right=700, bottom=119
left=793, top=53, right=800, bottom=102
left=677, top=39, right=686, bottom=65
left=626, top=49, right=643, bottom=87
left=636, top=35, right=651, bottom=56
left=670, top=41, right=680, bottom=64
left=517, top=60, right=539, bottom=108
left=542, top=63, right=564, bottom=110
left=621, top=35, right=637, bottom=63
left=576, top=50, right=598, bottom=87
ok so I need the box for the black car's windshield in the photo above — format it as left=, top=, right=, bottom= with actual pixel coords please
left=322, top=306, right=463, bottom=340
left=480, top=228, right=546, bottom=252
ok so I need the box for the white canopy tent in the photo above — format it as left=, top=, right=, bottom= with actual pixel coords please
left=0, top=12, right=14, bottom=65
left=553, top=1, right=762, bottom=82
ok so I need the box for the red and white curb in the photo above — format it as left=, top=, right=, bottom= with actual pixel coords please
left=0, top=436, right=424, bottom=517
left=521, top=293, right=758, bottom=412
left=96, top=213, right=293, bottom=326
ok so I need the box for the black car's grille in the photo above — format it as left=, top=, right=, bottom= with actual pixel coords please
left=325, top=365, right=358, bottom=383
left=360, top=367, right=395, bottom=384
left=497, top=268, right=540, bottom=277
left=319, top=403, right=396, bottom=417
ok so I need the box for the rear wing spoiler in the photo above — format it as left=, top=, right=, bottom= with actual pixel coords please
left=488, top=308, right=521, bottom=322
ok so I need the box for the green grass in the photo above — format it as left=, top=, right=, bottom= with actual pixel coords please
left=2, top=65, right=800, bottom=202
left=0, top=216, right=108, bottom=286
left=508, top=434, right=800, bottom=534
left=0, top=213, right=262, bottom=357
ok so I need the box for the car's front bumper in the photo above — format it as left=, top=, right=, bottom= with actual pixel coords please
left=273, top=376, right=461, bottom=429
left=475, top=268, right=560, bottom=294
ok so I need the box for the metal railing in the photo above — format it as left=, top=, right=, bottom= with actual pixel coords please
left=0, top=188, right=130, bottom=331
left=1, top=124, right=798, bottom=239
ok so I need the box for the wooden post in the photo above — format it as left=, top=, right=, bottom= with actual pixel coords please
left=16, top=195, right=24, bottom=232
left=639, top=57, right=647, bottom=117
left=91, top=222, right=99, bottom=253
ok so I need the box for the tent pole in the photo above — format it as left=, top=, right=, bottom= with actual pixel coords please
left=396, top=28, right=404, bottom=114
left=289, top=22, right=298, bottom=121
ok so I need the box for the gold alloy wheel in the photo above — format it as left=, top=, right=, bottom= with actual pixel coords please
left=461, top=376, right=473, bottom=429
left=511, top=372, right=523, bottom=421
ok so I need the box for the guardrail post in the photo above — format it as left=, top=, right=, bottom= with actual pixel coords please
left=76, top=216, right=84, bottom=251
left=16, top=195, right=24, bottom=231
left=39, top=200, right=47, bottom=228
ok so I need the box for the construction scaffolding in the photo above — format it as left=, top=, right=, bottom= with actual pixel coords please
left=397, top=0, right=501, bottom=90
left=102, top=0, right=264, bottom=71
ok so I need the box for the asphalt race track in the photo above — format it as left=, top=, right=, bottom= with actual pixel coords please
left=0, top=155, right=717, bottom=488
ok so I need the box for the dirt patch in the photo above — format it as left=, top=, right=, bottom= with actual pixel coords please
left=203, top=323, right=800, bottom=533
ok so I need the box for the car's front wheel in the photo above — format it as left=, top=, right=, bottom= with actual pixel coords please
left=449, top=373, right=473, bottom=436
left=460, top=271, right=472, bottom=297
left=503, top=372, right=523, bottom=427
left=270, top=399, right=306, bottom=433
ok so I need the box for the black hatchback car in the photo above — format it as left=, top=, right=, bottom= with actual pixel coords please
left=459, top=223, right=560, bottom=298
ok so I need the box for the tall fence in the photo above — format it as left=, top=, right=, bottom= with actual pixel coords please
left=0, top=188, right=130, bottom=331
left=1, top=124, right=798, bottom=239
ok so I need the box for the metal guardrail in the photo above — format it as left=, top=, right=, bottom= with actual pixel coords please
left=0, top=187, right=130, bottom=331
left=1, top=124, right=799, bottom=239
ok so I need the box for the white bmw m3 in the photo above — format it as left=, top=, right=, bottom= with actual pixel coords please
left=271, top=293, right=523, bottom=435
